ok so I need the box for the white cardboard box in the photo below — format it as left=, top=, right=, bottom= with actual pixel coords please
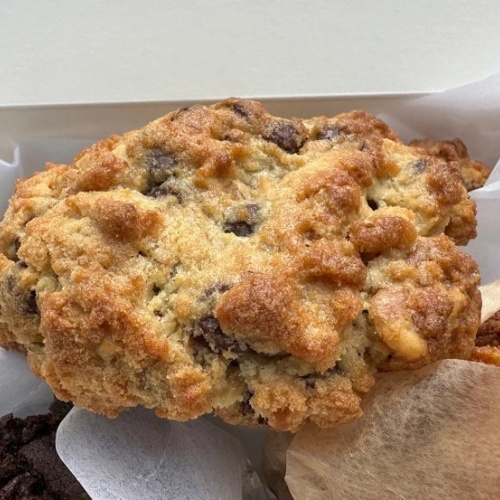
left=1, top=0, right=500, bottom=107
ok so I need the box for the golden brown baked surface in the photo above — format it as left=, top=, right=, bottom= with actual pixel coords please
left=410, top=138, right=491, bottom=191
left=0, top=99, right=481, bottom=431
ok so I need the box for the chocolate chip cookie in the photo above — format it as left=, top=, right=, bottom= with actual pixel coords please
left=0, top=99, right=481, bottom=431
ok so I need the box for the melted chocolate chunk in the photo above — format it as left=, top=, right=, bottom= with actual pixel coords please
left=169, top=106, right=191, bottom=121
left=195, top=316, right=240, bottom=354
left=316, top=124, right=342, bottom=140
left=412, top=158, right=428, bottom=173
left=264, top=121, right=305, bottom=154
left=25, top=290, right=39, bottom=315
left=304, top=377, right=316, bottom=390
left=10, top=237, right=21, bottom=261
left=146, top=181, right=182, bottom=201
left=145, top=149, right=176, bottom=186
left=240, top=392, right=255, bottom=416
left=6, top=276, right=16, bottom=294
left=4, top=275, right=39, bottom=316
left=302, top=365, right=344, bottom=391
left=223, top=221, right=254, bottom=237
left=231, top=102, right=250, bottom=119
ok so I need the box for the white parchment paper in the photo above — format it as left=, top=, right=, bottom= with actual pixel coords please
left=56, top=407, right=267, bottom=500
left=0, top=143, right=20, bottom=216
left=0, top=348, right=53, bottom=417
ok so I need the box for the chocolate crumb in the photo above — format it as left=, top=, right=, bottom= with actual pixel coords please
left=240, top=392, right=255, bottom=416
left=146, top=181, right=182, bottom=201
left=223, top=221, right=254, bottom=237
left=231, top=102, right=250, bottom=119
left=412, top=159, right=428, bottom=173
left=0, top=399, right=89, bottom=499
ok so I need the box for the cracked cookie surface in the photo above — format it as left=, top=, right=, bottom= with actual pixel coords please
left=0, top=99, right=481, bottom=431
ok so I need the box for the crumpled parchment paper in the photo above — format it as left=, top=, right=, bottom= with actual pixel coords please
left=56, top=407, right=268, bottom=500
left=286, top=360, right=500, bottom=500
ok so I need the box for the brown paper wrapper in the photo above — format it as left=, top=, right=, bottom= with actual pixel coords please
left=284, top=360, right=500, bottom=500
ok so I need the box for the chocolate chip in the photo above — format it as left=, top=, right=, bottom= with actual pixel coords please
left=367, top=198, right=379, bottom=210
left=231, top=102, right=250, bottom=119
left=303, top=229, right=319, bottom=241
left=240, top=392, right=255, bottom=416
left=146, top=181, right=182, bottom=201
left=194, top=316, right=240, bottom=354
left=360, top=251, right=380, bottom=265
left=302, top=365, right=344, bottom=390
left=6, top=276, right=16, bottom=294
left=203, top=283, right=231, bottom=299
left=4, top=275, right=39, bottom=316
left=331, top=364, right=344, bottom=376
left=25, top=290, right=39, bottom=315
left=316, top=124, right=342, bottom=140
left=412, top=158, right=428, bottom=173
left=264, top=121, right=306, bottom=154
left=304, top=377, right=316, bottom=389
left=11, top=237, right=22, bottom=261
left=145, top=149, right=176, bottom=186
left=223, top=221, right=253, bottom=237
left=169, top=105, right=195, bottom=121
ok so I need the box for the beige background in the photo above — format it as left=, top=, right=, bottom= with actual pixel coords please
left=1, top=0, right=499, bottom=107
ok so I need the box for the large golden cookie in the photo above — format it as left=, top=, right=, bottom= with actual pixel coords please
left=0, top=99, right=481, bottom=431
